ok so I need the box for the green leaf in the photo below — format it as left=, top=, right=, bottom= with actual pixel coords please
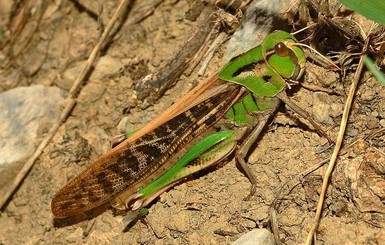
left=339, top=0, right=385, bottom=25
left=364, top=55, right=385, bottom=86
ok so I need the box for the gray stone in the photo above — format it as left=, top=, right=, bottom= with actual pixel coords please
left=232, top=229, right=276, bottom=245
left=0, top=85, right=66, bottom=166
left=60, top=55, right=123, bottom=90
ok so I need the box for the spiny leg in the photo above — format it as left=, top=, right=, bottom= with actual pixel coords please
left=276, top=92, right=333, bottom=144
left=236, top=112, right=275, bottom=200
left=138, top=130, right=237, bottom=199
left=117, top=130, right=237, bottom=222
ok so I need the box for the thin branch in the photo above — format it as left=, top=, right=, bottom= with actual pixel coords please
left=304, top=36, right=369, bottom=245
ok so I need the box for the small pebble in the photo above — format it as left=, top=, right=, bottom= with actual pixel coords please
left=232, top=229, right=275, bottom=245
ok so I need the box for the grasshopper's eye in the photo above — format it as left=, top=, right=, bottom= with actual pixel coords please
left=274, top=42, right=289, bottom=57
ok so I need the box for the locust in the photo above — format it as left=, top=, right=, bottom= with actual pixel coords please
left=51, top=30, right=330, bottom=219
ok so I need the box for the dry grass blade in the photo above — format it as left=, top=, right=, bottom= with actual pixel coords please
left=0, top=0, right=133, bottom=212
left=304, top=36, right=370, bottom=245
left=270, top=158, right=329, bottom=245
left=197, top=32, right=228, bottom=76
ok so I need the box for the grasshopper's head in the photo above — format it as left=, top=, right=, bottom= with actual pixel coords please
left=262, top=31, right=306, bottom=80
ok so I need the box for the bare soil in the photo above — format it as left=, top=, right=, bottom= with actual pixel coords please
left=0, top=1, right=384, bottom=244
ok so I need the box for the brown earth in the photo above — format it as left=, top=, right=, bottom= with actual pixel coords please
left=0, top=0, right=384, bottom=244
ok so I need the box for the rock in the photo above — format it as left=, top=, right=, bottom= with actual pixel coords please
left=225, top=0, right=289, bottom=60
left=59, top=55, right=123, bottom=90
left=312, top=92, right=334, bottom=124
left=344, top=140, right=385, bottom=213
left=0, top=85, right=66, bottom=166
left=77, top=80, right=106, bottom=103
left=232, top=229, right=275, bottom=245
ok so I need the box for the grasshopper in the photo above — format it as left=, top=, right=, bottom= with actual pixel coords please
left=51, top=31, right=330, bottom=219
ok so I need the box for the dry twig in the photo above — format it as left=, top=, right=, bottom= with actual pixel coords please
left=304, top=36, right=370, bottom=245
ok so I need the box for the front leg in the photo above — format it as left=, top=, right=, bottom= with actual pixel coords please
left=276, top=92, right=333, bottom=144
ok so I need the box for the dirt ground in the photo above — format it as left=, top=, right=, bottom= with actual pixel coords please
left=1, top=0, right=385, bottom=244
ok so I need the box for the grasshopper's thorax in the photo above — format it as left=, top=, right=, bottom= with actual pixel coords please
left=225, top=94, right=279, bottom=126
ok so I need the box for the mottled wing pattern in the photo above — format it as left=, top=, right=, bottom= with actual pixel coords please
left=51, top=84, right=242, bottom=218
